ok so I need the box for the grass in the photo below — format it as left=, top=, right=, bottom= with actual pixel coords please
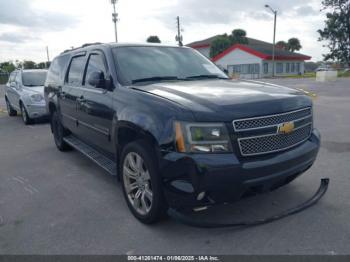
left=338, top=71, right=350, bottom=78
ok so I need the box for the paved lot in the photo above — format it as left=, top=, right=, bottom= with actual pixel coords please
left=0, top=79, right=349, bottom=255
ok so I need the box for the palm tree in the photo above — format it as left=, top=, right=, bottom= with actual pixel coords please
left=287, top=38, right=302, bottom=52
left=276, top=40, right=288, bottom=50
left=146, top=36, right=161, bottom=43
left=230, top=29, right=248, bottom=44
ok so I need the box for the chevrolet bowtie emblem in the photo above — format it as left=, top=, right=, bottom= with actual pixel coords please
left=278, top=121, right=295, bottom=134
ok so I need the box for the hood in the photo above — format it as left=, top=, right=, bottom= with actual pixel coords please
left=132, top=79, right=312, bottom=121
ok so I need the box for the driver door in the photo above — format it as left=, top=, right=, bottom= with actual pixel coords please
left=77, top=51, right=115, bottom=154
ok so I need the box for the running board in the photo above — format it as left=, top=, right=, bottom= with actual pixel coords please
left=168, top=178, right=329, bottom=228
left=63, top=135, right=116, bottom=176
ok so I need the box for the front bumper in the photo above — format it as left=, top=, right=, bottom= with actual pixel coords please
left=26, top=103, right=49, bottom=118
left=160, top=129, right=321, bottom=209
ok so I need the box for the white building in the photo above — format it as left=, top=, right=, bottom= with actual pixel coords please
left=188, top=36, right=311, bottom=79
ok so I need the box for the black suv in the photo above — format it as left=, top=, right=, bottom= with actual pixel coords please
left=44, top=43, right=320, bottom=223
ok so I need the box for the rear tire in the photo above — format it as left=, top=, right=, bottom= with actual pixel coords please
left=20, top=103, right=33, bottom=125
left=5, top=98, right=17, bottom=116
left=51, top=111, right=71, bottom=151
left=120, top=140, right=167, bottom=224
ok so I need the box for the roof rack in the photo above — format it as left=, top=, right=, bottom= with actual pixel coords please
left=61, top=42, right=103, bottom=54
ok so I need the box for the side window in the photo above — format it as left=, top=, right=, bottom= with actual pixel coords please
left=84, top=53, right=107, bottom=88
left=263, top=63, right=268, bottom=74
left=291, top=63, right=295, bottom=73
left=15, top=72, right=21, bottom=84
left=276, top=63, right=283, bottom=74
left=66, top=55, right=86, bottom=85
left=9, top=72, right=17, bottom=82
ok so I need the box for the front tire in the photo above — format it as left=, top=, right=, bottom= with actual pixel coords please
left=20, top=103, right=33, bottom=125
left=5, top=98, right=17, bottom=116
left=121, top=140, right=167, bottom=224
left=51, top=111, right=71, bottom=151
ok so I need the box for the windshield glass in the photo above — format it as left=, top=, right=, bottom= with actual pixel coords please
left=22, top=71, right=47, bottom=87
left=112, top=46, right=228, bottom=85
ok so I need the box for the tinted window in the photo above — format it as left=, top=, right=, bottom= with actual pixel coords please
left=85, top=53, right=107, bottom=88
left=22, top=71, right=47, bottom=87
left=46, top=55, right=69, bottom=84
left=112, top=47, right=227, bottom=85
left=67, top=56, right=86, bottom=85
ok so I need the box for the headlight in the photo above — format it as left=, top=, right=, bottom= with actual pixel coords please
left=30, top=94, right=44, bottom=102
left=175, top=122, right=232, bottom=153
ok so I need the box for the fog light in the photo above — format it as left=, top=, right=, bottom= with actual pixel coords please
left=197, top=191, right=206, bottom=201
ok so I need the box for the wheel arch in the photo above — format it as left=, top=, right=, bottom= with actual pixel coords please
left=114, top=121, right=161, bottom=179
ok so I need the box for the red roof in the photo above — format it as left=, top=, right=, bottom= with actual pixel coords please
left=211, top=44, right=311, bottom=62
left=187, top=36, right=311, bottom=61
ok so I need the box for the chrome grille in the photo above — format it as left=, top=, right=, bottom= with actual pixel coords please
left=238, top=124, right=312, bottom=156
left=234, top=107, right=313, bottom=156
left=233, top=107, right=312, bottom=131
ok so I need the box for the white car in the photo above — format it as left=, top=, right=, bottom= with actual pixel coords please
left=5, top=69, right=48, bottom=125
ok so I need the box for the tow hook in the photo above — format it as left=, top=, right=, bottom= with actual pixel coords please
left=168, top=178, right=329, bottom=228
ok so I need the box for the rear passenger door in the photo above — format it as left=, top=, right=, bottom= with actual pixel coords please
left=77, top=51, right=115, bottom=154
left=60, top=53, right=87, bottom=135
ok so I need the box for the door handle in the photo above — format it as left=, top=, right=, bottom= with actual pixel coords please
left=77, top=96, right=86, bottom=103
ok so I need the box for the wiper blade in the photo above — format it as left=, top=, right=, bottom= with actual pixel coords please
left=185, top=74, right=227, bottom=80
left=131, top=76, right=182, bottom=84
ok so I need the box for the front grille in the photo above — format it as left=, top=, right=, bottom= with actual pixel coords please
left=234, top=107, right=313, bottom=156
left=238, top=124, right=312, bottom=156
left=233, top=107, right=312, bottom=131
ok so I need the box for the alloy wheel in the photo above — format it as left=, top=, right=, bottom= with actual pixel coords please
left=123, top=152, right=153, bottom=215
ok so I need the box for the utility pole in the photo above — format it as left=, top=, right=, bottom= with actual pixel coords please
left=46, top=46, right=50, bottom=68
left=265, top=5, right=277, bottom=77
left=111, top=0, right=118, bottom=42
left=175, top=16, right=183, bottom=47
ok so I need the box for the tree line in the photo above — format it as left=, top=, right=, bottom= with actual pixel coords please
left=0, top=60, right=50, bottom=74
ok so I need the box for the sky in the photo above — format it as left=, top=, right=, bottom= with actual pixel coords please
left=0, top=0, right=329, bottom=63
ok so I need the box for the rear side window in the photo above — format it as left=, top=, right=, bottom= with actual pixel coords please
left=46, top=55, right=69, bottom=85
left=67, top=55, right=86, bottom=85
left=9, top=71, right=17, bottom=82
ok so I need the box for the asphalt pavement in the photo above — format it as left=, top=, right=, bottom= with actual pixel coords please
left=0, top=78, right=349, bottom=255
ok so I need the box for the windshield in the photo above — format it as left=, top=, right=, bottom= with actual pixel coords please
left=112, top=46, right=228, bottom=85
left=22, top=71, right=47, bottom=87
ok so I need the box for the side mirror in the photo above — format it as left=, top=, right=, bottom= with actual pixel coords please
left=10, top=82, right=16, bottom=88
left=87, top=71, right=106, bottom=89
